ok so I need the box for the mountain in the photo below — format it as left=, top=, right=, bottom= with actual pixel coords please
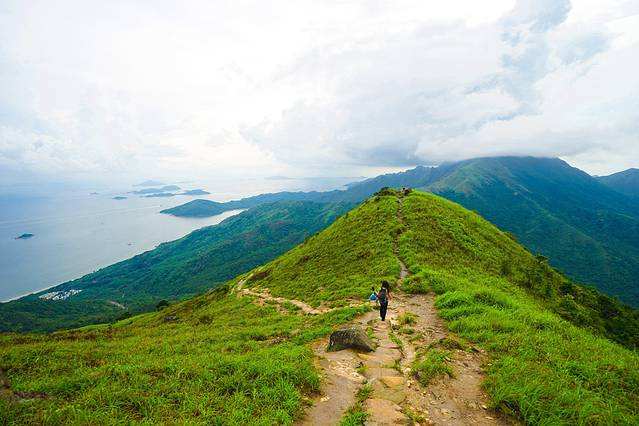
left=162, top=157, right=639, bottom=305
left=421, top=157, right=639, bottom=306
left=160, top=167, right=441, bottom=218
left=597, top=168, right=639, bottom=199
left=0, top=201, right=353, bottom=332
left=1, top=190, right=637, bottom=424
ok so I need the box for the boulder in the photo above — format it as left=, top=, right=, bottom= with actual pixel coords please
left=327, top=326, right=375, bottom=352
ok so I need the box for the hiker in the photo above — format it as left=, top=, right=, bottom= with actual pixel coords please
left=373, top=280, right=391, bottom=321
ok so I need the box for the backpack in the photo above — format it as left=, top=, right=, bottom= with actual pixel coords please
left=378, top=288, right=388, bottom=303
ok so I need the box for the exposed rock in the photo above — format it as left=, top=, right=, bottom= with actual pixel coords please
left=364, top=398, right=406, bottom=425
left=163, top=315, right=178, bottom=322
left=371, top=380, right=407, bottom=404
left=380, top=376, right=405, bottom=388
left=327, top=326, right=375, bottom=352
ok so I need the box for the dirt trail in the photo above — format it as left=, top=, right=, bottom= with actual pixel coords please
left=239, top=287, right=328, bottom=315
left=389, top=292, right=511, bottom=425
left=234, top=271, right=347, bottom=315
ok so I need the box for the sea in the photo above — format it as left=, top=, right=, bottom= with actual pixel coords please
left=0, top=176, right=356, bottom=301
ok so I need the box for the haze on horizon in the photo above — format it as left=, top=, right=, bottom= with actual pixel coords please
left=1, top=0, right=638, bottom=191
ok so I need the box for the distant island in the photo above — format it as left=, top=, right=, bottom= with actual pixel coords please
left=144, top=192, right=175, bottom=198
left=15, top=233, right=34, bottom=240
left=181, top=189, right=210, bottom=195
left=161, top=199, right=228, bottom=217
left=134, top=180, right=165, bottom=187
left=112, top=196, right=127, bottom=200
left=132, top=185, right=180, bottom=195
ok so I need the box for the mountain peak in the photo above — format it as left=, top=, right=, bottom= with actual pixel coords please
left=597, top=168, right=639, bottom=199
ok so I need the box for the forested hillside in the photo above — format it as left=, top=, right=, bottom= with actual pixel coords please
left=597, top=168, right=639, bottom=199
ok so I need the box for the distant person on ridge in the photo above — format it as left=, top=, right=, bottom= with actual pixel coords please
left=373, top=281, right=391, bottom=321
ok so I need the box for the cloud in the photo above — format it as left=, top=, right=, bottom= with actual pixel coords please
left=248, top=0, right=638, bottom=174
left=0, top=0, right=638, bottom=182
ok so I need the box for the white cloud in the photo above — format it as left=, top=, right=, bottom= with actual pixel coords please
left=0, top=0, right=638, bottom=183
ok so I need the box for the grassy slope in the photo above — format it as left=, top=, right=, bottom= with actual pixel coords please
left=0, top=201, right=353, bottom=333
left=0, top=292, right=368, bottom=424
left=246, top=194, right=399, bottom=306
left=399, top=191, right=639, bottom=424
left=2, top=191, right=638, bottom=424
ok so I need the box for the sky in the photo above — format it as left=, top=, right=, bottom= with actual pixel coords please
left=1, top=0, right=638, bottom=189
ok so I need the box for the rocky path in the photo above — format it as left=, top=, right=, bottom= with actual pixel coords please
left=298, top=193, right=513, bottom=425
left=300, top=311, right=376, bottom=425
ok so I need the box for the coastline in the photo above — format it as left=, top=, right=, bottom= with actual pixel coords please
left=1, top=209, right=245, bottom=303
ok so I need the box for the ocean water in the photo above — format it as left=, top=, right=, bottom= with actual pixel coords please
left=0, top=177, right=355, bottom=301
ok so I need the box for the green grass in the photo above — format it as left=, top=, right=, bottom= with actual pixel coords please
left=435, top=335, right=469, bottom=351
left=401, top=274, right=430, bottom=294
left=412, top=348, right=454, bottom=386
left=242, top=195, right=400, bottom=307
left=397, top=312, right=417, bottom=326
left=429, top=272, right=639, bottom=424
left=0, top=286, right=368, bottom=425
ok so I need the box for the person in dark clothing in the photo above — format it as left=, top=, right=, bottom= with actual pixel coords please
left=373, top=280, right=391, bottom=321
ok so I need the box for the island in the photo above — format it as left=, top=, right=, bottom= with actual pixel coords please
left=15, top=233, right=34, bottom=240
left=144, top=192, right=175, bottom=198
left=160, top=199, right=229, bottom=217
left=132, top=185, right=180, bottom=195
left=181, top=189, right=210, bottom=196
left=112, top=196, right=127, bottom=200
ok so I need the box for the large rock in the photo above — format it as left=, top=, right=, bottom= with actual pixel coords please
left=328, top=326, right=375, bottom=352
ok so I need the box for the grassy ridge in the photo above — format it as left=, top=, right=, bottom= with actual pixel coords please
left=162, top=157, right=639, bottom=306
left=244, top=195, right=400, bottom=306
left=400, top=192, right=639, bottom=349
left=399, top=191, right=639, bottom=423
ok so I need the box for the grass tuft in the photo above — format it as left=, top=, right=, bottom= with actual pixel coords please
left=412, top=348, right=454, bottom=386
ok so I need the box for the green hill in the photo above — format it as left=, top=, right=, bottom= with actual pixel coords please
left=0, top=201, right=353, bottom=333
left=1, top=190, right=638, bottom=424
left=163, top=157, right=639, bottom=305
left=422, top=157, right=639, bottom=306
left=597, top=168, right=639, bottom=199
left=160, top=199, right=230, bottom=217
